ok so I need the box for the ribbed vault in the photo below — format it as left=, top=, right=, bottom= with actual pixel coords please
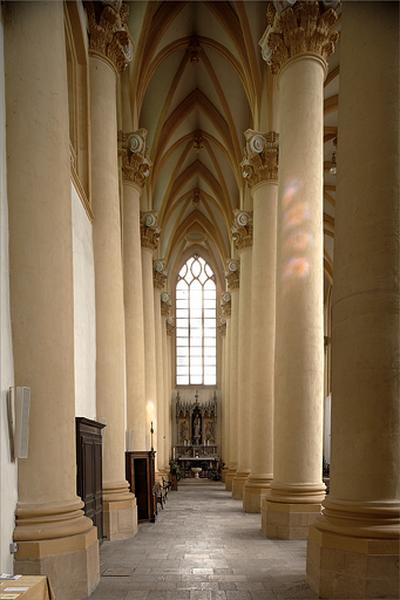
left=127, top=1, right=339, bottom=283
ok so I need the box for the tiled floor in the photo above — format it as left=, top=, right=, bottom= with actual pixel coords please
left=89, top=480, right=318, bottom=600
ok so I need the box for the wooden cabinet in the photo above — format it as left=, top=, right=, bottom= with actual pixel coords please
left=76, top=417, right=105, bottom=540
left=126, top=451, right=156, bottom=522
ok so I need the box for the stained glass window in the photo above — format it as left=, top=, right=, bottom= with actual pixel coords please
left=176, top=255, right=216, bottom=385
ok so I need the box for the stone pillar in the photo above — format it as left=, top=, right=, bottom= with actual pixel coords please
left=141, top=213, right=160, bottom=458
left=232, top=213, right=253, bottom=500
left=220, top=293, right=232, bottom=479
left=5, top=3, right=99, bottom=597
left=260, top=1, right=339, bottom=538
left=153, top=260, right=167, bottom=473
left=87, top=2, right=137, bottom=541
left=161, top=293, right=172, bottom=468
left=307, top=4, right=400, bottom=598
left=166, top=317, right=175, bottom=460
left=224, top=260, right=240, bottom=491
left=217, top=316, right=227, bottom=478
left=240, top=131, right=279, bottom=514
left=120, top=130, right=151, bottom=451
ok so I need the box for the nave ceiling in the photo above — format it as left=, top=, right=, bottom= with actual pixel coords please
left=125, top=1, right=339, bottom=291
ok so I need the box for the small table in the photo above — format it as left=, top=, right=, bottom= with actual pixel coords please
left=0, top=576, right=54, bottom=600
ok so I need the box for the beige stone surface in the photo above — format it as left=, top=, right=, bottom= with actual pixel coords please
left=123, top=182, right=147, bottom=451
left=306, top=3, right=400, bottom=597
left=245, top=177, right=277, bottom=514
left=266, top=44, right=327, bottom=539
left=15, top=527, right=99, bottom=600
left=5, top=3, right=99, bottom=596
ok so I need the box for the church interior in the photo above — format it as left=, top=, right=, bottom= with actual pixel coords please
left=0, top=1, right=398, bottom=599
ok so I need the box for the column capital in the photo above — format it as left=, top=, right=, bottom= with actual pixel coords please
left=160, top=291, right=172, bottom=317
left=259, top=1, right=340, bottom=75
left=232, top=210, right=253, bottom=250
left=225, top=259, right=240, bottom=290
left=220, top=291, right=232, bottom=318
left=119, top=129, right=151, bottom=186
left=153, top=259, right=168, bottom=290
left=241, top=130, right=279, bottom=186
left=166, top=317, right=176, bottom=336
left=86, top=1, right=133, bottom=73
left=140, top=211, right=160, bottom=250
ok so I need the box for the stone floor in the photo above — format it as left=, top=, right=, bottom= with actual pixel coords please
left=89, top=480, right=321, bottom=600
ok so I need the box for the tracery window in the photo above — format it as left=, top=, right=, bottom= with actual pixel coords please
left=176, top=255, right=216, bottom=386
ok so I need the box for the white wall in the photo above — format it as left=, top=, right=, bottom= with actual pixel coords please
left=0, top=9, right=17, bottom=573
left=71, top=185, right=96, bottom=420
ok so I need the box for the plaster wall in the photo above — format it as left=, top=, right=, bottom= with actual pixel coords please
left=0, top=11, right=17, bottom=572
left=72, top=184, right=96, bottom=420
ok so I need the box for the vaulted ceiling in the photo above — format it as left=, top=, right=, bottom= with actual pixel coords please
left=126, top=1, right=339, bottom=290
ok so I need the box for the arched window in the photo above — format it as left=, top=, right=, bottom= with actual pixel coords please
left=176, top=255, right=216, bottom=385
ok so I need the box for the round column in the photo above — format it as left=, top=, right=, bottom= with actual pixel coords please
left=241, top=132, right=279, bottom=514
left=88, top=2, right=137, bottom=541
left=6, top=3, right=99, bottom=596
left=153, top=260, right=167, bottom=474
left=120, top=131, right=150, bottom=452
left=141, top=214, right=159, bottom=461
left=161, top=294, right=172, bottom=469
left=307, top=3, right=400, bottom=598
left=222, top=305, right=231, bottom=479
left=232, top=215, right=253, bottom=500
left=260, top=1, right=339, bottom=539
left=224, top=260, right=240, bottom=491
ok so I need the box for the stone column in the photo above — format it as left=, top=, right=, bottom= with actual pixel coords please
left=220, top=293, right=232, bottom=479
left=224, top=260, right=240, bottom=491
left=217, top=316, right=227, bottom=477
left=307, top=4, right=400, bottom=598
left=260, top=1, right=339, bottom=538
left=141, top=213, right=160, bottom=458
left=87, top=2, right=137, bottom=541
left=120, top=130, right=151, bottom=451
left=232, top=214, right=253, bottom=500
left=5, top=3, right=99, bottom=596
left=153, top=260, right=167, bottom=473
left=240, top=131, right=279, bottom=514
left=166, top=317, right=175, bottom=460
left=161, top=293, right=172, bottom=468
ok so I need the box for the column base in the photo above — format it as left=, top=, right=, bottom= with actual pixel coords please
left=307, top=527, right=399, bottom=599
left=264, top=500, right=322, bottom=539
left=232, top=471, right=250, bottom=500
left=243, top=474, right=272, bottom=513
left=13, top=499, right=99, bottom=600
left=307, top=498, right=400, bottom=599
left=103, top=481, right=138, bottom=540
left=221, top=467, right=228, bottom=483
left=225, top=468, right=236, bottom=491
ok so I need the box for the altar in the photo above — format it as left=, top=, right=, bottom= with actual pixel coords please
left=173, top=391, right=220, bottom=478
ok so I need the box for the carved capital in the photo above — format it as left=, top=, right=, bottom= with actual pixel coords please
left=140, top=212, right=160, bottom=250
left=160, top=291, right=172, bottom=317
left=259, top=1, right=340, bottom=75
left=225, top=259, right=240, bottom=290
left=86, top=1, right=134, bottom=73
left=119, top=129, right=151, bottom=186
left=166, top=317, right=176, bottom=336
left=220, top=291, right=231, bottom=318
left=232, top=210, right=253, bottom=250
left=241, top=130, right=279, bottom=185
left=153, top=259, right=168, bottom=290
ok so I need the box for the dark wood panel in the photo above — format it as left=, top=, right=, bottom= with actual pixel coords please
left=76, top=417, right=105, bottom=541
left=126, top=451, right=156, bottom=523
